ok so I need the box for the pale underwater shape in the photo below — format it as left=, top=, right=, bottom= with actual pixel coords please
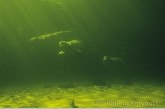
left=66, top=40, right=83, bottom=46
left=59, top=40, right=84, bottom=53
left=103, top=56, right=124, bottom=62
left=103, top=56, right=125, bottom=70
left=59, top=51, right=65, bottom=55
left=30, top=29, right=73, bottom=42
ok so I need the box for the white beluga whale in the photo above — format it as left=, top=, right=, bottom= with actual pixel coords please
left=30, top=29, right=74, bottom=42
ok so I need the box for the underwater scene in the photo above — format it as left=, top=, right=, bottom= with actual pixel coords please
left=0, top=0, right=165, bottom=108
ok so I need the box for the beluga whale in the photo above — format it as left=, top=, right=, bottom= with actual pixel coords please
left=30, top=29, right=74, bottom=42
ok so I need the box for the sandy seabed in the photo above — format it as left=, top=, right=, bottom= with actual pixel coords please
left=0, top=80, right=165, bottom=108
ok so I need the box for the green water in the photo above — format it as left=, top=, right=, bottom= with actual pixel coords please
left=0, top=0, right=164, bottom=107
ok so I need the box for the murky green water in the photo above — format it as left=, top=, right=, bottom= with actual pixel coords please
left=0, top=0, right=164, bottom=108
